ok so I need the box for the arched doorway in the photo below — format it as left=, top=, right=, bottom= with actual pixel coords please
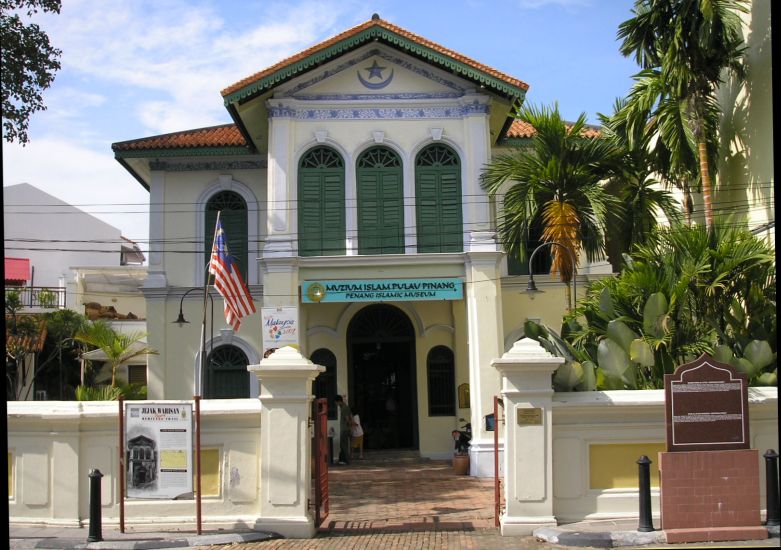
left=347, top=304, right=417, bottom=450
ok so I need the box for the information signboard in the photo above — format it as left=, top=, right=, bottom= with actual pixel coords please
left=302, top=278, right=463, bottom=303
left=124, top=402, right=194, bottom=499
left=664, top=354, right=750, bottom=452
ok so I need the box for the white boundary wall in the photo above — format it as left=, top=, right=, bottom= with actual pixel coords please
left=7, top=387, right=778, bottom=528
left=551, top=388, right=778, bottom=522
left=8, top=399, right=262, bottom=529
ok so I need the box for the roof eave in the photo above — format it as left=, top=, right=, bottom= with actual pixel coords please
left=222, top=26, right=528, bottom=108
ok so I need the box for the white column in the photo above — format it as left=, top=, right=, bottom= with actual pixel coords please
left=464, top=251, right=504, bottom=476
left=247, top=346, right=324, bottom=538
left=492, top=338, right=562, bottom=535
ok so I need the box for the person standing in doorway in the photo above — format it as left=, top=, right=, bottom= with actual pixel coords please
left=335, top=395, right=352, bottom=464
left=350, top=410, right=364, bottom=460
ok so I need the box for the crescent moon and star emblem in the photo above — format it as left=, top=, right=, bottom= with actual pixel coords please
left=357, top=60, right=394, bottom=89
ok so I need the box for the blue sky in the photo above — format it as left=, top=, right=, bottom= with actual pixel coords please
left=3, top=0, right=638, bottom=246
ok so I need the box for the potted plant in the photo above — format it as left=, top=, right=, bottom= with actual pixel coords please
left=451, top=423, right=471, bottom=475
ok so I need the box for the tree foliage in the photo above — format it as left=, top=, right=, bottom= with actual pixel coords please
left=1, top=0, right=62, bottom=144
left=528, top=220, right=776, bottom=390
left=598, top=98, right=683, bottom=270
left=481, top=103, right=620, bottom=308
left=74, top=320, right=157, bottom=387
left=615, top=0, right=748, bottom=229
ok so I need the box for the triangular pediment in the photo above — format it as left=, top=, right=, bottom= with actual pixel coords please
left=277, top=46, right=469, bottom=100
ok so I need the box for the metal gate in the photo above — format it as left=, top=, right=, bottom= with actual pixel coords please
left=493, top=395, right=505, bottom=527
left=312, top=398, right=329, bottom=527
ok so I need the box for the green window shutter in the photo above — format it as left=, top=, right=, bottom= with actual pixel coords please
left=205, top=345, right=250, bottom=399
left=205, top=192, right=248, bottom=277
left=298, top=147, right=345, bottom=256
left=415, top=145, right=463, bottom=253
left=357, top=147, right=404, bottom=255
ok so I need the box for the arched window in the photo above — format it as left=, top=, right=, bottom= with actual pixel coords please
left=311, top=348, right=337, bottom=420
left=298, top=146, right=346, bottom=256
left=415, top=144, right=463, bottom=253
left=205, top=345, right=250, bottom=398
left=205, top=191, right=248, bottom=276
left=356, top=146, right=404, bottom=255
left=506, top=213, right=552, bottom=275
left=426, top=346, right=455, bottom=416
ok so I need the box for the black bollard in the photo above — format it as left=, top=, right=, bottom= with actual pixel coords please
left=637, top=455, right=654, bottom=532
left=87, top=469, right=104, bottom=542
left=764, top=450, right=779, bottom=527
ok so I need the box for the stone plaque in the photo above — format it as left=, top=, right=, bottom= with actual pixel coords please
left=664, top=354, right=749, bottom=452
left=516, top=407, right=542, bottom=426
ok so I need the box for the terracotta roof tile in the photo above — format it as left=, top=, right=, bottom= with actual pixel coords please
left=505, top=119, right=602, bottom=139
left=112, top=124, right=247, bottom=152
left=6, top=316, right=47, bottom=353
left=222, top=15, right=529, bottom=98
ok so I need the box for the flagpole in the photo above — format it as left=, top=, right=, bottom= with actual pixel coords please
left=195, top=210, right=220, bottom=536
left=200, top=210, right=219, bottom=396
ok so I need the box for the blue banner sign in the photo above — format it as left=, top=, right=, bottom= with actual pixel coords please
left=302, top=278, right=463, bottom=303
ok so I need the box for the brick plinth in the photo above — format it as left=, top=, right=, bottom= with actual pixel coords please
left=659, top=449, right=767, bottom=543
left=665, top=526, right=768, bottom=543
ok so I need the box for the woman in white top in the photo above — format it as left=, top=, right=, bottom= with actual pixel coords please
left=350, top=413, right=364, bottom=459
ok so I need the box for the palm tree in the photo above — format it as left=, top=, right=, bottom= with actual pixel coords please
left=75, top=320, right=157, bottom=387
left=616, top=0, right=748, bottom=230
left=481, top=103, right=619, bottom=309
left=599, top=99, right=683, bottom=270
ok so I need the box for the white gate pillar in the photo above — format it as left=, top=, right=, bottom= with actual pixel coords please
left=491, top=338, right=562, bottom=536
left=247, top=346, right=324, bottom=538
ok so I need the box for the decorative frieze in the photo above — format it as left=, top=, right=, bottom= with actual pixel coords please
left=267, top=104, right=490, bottom=120
left=149, top=160, right=266, bottom=171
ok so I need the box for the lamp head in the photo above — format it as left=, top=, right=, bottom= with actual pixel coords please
left=173, top=310, right=190, bottom=326
left=525, top=277, right=541, bottom=294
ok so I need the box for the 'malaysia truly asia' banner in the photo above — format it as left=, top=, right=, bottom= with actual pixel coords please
left=302, top=278, right=463, bottom=303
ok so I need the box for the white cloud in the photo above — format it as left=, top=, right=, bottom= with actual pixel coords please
left=38, top=0, right=364, bottom=135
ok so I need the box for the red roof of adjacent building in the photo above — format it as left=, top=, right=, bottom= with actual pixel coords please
left=5, top=257, right=30, bottom=282
left=506, top=119, right=602, bottom=139
left=112, top=124, right=246, bottom=152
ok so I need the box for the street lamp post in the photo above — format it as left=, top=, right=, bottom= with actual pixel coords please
left=172, top=288, right=214, bottom=397
left=524, top=241, right=577, bottom=311
left=171, top=287, right=213, bottom=536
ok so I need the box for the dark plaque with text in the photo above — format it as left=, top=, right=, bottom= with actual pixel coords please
left=664, top=354, right=749, bottom=452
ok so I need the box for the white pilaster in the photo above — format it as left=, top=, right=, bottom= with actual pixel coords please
left=247, top=346, right=324, bottom=538
left=267, top=115, right=292, bottom=235
left=492, top=338, right=562, bottom=535
left=464, top=250, right=504, bottom=477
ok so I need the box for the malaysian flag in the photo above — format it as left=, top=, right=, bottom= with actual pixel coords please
left=209, top=219, right=256, bottom=330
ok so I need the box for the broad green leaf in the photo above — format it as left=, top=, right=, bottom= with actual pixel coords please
left=713, top=345, right=734, bottom=364
left=743, top=340, right=774, bottom=370
left=629, top=338, right=655, bottom=366
left=730, top=357, right=758, bottom=378
left=523, top=319, right=544, bottom=340
left=598, top=338, right=631, bottom=377
left=599, top=287, right=615, bottom=317
left=600, top=372, right=625, bottom=390
left=553, top=361, right=582, bottom=391
left=756, top=371, right=777, bottom=386
left=643, top=292, right=668, bottom=338
left=578, top=360, right=598, bottom=391
left=607, top=319, right=638, bottom=352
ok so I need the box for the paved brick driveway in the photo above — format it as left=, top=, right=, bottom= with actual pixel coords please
left=227, top=452, right=563, bottom=549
